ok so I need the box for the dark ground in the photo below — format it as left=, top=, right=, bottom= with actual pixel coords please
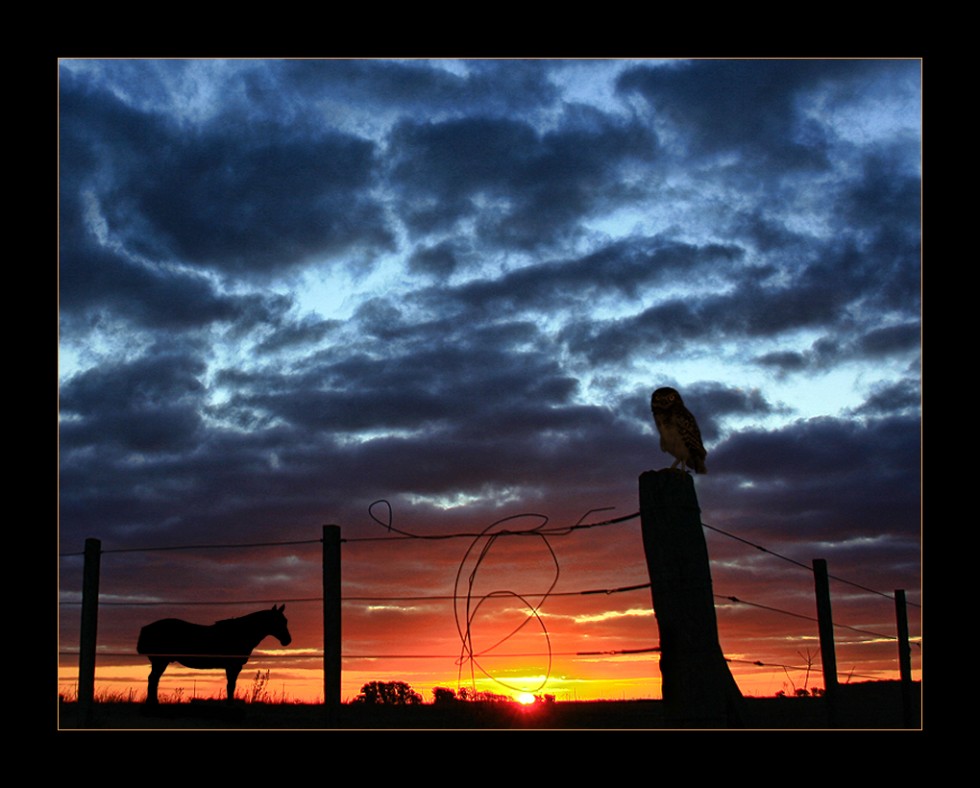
left=59, top=680, right=919, bottom=730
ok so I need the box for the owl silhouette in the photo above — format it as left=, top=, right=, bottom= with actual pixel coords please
left=650, top=387, right=708, bottom=474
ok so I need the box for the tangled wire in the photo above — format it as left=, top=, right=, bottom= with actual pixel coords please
left=367, top=499, right=614, bottom=695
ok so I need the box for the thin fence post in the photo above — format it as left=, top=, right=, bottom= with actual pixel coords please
left=895, top=589, right=915, bottom=727
left=78, top=538, right=101, bottom=725
left=812, top=557, right=838, bottom=726
left=322, top=524, right=341, bottom=719
left=638, top=470, right=744, bottom=728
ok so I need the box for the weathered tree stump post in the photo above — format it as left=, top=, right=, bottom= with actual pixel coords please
left=812, top=558, right=839, bottom=727
left=322, top=524, right=341, bottom=724
left=894, top=589, right=915, bottom=728
left=78, top=537, right=101, bottom=727
left=639, top=470, right=744, bottom=727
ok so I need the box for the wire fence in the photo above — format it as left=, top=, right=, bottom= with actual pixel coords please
left=59, top=499, right=921, bottom=703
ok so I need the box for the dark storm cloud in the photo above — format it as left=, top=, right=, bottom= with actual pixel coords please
left=59, top=287, right=628, bottom=548
left=60, top=348, right=207, bottom=453
left=819, top=144, right=921, bottom=312
left=387, top=108, right=659, bottom=250
left=419, top=237, right=744, bottom=317
left=113, top=128, right=392, bottom=274
left=613, top=60, right=920, bottom=334
left=753, top=350, right=809, bottom=374
left=851, top=379, right=920, bottom=417
left=563, top=232, right=919, bottom=367
left=59, top=78, right=233, bottom=328
left=60, top=68, right=171, bottom=169
left=254, top=316, right=342, bottom=354
left=711, top=413, right=919, bottom=483
left=840, top=139, right=921, bottom=232
left=221, top=331, right=580, bottom=437
left=853, top=323, right=921, bottom=358
left=274, top=59, right=561, bottom=118
left=60, top=68, right=395, bottom=277
left=407, top=241, right=462, bottom=278
left=60, top=432, right=324, bottom=542
left=364, top=414, right=625, bottom=498
left=754, top=321, right=920, bottom=375
left=562, top=276, right=839, bottom=365
left=685, top=383, right=782, bottom=441
left=616, top=59, right=913, bottom=170
left=703, top=413, right=920, bottom=549
left=730, top=209, right=810, bottom=253
left=60, top=191, right=291, bottom=331
left=58, top=372, right=613, bottom=548
left=840, top=155, right=921, bottom=307
left=59, top=236, right=226, bottom=329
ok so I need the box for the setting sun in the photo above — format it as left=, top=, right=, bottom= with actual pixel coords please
left=516, top=692, right=535, bottom=705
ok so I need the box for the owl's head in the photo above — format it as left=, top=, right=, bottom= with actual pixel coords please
left=651, top=387, right=682, bottom=412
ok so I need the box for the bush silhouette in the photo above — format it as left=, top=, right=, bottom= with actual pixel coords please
left=432, top=686, right=458, bottom=704
left=353, top=680, right=422, bottom=705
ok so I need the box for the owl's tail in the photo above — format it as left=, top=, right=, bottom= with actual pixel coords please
left=693, top=457, right=708, bottom=474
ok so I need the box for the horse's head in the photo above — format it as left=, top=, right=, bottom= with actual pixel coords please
left=269, top=604, right=292, bottom=647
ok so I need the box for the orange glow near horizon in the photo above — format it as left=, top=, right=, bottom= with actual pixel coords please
left=59, top=651, right=921, bottom=707
left=58, top=505, right=921, bottom=711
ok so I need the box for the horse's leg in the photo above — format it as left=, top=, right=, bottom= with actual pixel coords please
left=147, top=659, right=167, bottom=705
left=226, top=664, right=243, bottom=703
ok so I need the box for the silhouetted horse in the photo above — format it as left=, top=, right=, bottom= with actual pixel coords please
left=137, top=604, right=292, bottom=703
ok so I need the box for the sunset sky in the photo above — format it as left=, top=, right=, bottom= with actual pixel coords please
left=58, top=58, right=921, bottom=705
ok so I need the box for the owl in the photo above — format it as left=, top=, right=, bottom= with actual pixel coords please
left=650, top=387, right=708, bottom=474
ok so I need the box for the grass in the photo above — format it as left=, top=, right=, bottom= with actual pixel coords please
left=59, top=670, right=302, bottom=706
left=57, top=680, right=920, bottom=730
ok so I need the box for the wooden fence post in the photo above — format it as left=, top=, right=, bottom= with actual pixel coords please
left=78, top=538, right=101, bottom=725
left=895, top=589, right=915, bottom=727
left=812, top=558, right=838, bottom=726
left=639, top=470, right=744, bottom=727
left=322, top=524, right=341, bottom=718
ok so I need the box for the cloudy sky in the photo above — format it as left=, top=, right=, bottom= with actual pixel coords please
left=59, top=58, right=921, bottom=703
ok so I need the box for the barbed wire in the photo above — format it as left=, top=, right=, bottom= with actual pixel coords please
left=701, top=521, right=921, bottom=608
left=61, top=498, right=919, bottom=693
left=61, top=510, right=916, bottom=610
left=717, top=595, right=919, bottom=645
left=75, top=596, right=324, bottom=607
left=63, top=646, right=661, bottom=660
left=60, top=538, right=322, bottom=558
left=66, top=648, right=889, bottom=686
left=724, top=657, right=884, bottom=683
left=59, top=649, right=315, bottom=660
left=67, top=586, right=920, bottom=659
left=69, top=589, right=919, bottom=653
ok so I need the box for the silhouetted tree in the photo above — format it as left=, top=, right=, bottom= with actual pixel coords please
left=354, top=680, right=422, bottom=705
left=432, top=686, right=457, bottom=704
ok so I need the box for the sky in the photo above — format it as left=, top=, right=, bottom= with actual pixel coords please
left=58, top=58, right=921, bottom=705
